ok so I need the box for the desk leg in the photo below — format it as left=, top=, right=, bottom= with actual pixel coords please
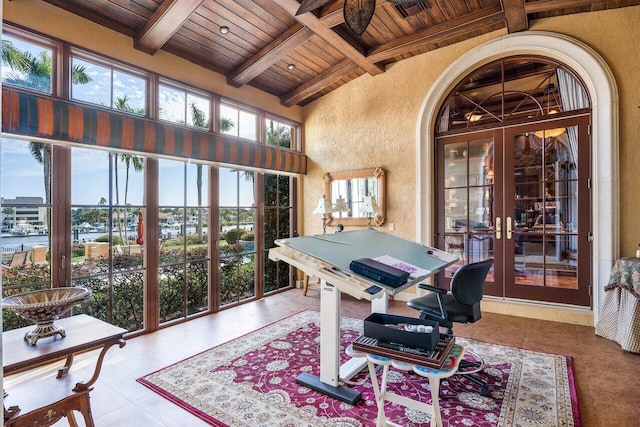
left=338, top=294, right=388, bottom=381
left=319, top=280, right=340, bottom=388
left=371, top=293, right=388, bottom=314
left=57, top=353, right=75, bottom=378
left=295, top=281, right=361, bottom=405
left=73, top=338, right=126, bottom=392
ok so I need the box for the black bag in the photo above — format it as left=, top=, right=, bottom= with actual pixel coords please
left=349, top=258, right=409, bottom=288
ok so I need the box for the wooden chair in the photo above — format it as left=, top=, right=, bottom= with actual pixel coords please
left=302, top=274, right=320, bottom=296
left=8, top=251, right=29, bottom=268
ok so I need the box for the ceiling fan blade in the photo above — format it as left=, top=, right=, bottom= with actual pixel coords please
left=343, top=0, right=376, bottom=35
left=296, top=0, right=333, bottom=15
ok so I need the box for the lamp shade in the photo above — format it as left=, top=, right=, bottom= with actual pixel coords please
left=361, top=195, right=379, bottom=214
left=313, top=195, right=334, bottom=214
left=333, top=196, right=351, bottom=214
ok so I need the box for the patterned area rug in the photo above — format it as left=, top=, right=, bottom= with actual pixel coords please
left=138, top=310, right=581, bottom=426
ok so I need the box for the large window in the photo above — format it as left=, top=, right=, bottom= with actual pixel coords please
left=1, top=138, right=52, bottom=331
left=158, top=159, right=210, bottom=323
left=70, top=148, right=146, bottom=332
left=219, top=167, right=256, bottom=306
left=1, top=25, right=301, bottom=334
left=263, top=174, right=293, bottom=293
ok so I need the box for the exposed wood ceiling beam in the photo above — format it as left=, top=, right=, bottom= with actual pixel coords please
left=272, top=0, right=385, bottom=76
left=317, top=1, right=347, bottom=28
left=227, top=24, right=314, bottom=88
left=524, top=0, right=605, bottom=14
left=367, top=5, right=504, bottom=63
left=134, top=0, right=204, bottom=55
left=281, top=59, right=359, bottom=107
left=502, top=0, right=528, bottom=32
left=226, top=1, right=362, bottom=89
left=226, top=1, right=391, bottom=94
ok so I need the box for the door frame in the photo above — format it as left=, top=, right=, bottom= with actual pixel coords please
left=502, top=114, right=591, bottom=306
left=416, top=31, right=618, bottom=323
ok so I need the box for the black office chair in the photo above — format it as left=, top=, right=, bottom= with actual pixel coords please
left=407, top=258, right=494, bottom=396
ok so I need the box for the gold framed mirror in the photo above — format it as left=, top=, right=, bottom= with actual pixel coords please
left=323, top=167, right=386, bottom=227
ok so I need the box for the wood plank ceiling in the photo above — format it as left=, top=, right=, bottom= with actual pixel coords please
left=39, top=0, right=639, bottom=107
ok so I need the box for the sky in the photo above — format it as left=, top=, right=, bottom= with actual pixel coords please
left=0, top=138, right=255, bottom=208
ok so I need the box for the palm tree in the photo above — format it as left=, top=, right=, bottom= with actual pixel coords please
left=189, top=103, right=235, bottom=239
left=2, top=40, right=92, bottom=235
left=1, top=40, right=29, bottom=73
left=98, top=197, right=108, bottom=228
left=2, top=207, right=16, bottom=229
left=119, top=154, right=143, bottom=243
left=2, top=39, right=91, bottom=92
left=112, top=96, right=145, bottom=243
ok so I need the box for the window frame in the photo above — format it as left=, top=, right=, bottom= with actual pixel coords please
left=1, top=29, right=62, bottom=96
left=219, top=98, right=260, bottom=142
left=68, top=49, right=150, bottom=116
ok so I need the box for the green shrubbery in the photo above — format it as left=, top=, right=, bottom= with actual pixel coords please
left=94, top=234, right=125, bottom=245
left=1, top=244, right=253, bottom=332
left=224, top=228, right=245, bottom=245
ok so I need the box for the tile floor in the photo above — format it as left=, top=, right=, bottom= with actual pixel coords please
left=4, top=288, right=639, bottom=426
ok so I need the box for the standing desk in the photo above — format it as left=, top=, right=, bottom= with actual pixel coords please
left=269, top=229, right=457, bottom=404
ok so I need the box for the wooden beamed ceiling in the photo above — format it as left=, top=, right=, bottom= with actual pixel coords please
left=39, top=0, right=639, bottom=107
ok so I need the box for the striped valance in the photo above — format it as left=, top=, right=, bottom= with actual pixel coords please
left=2, top=88, right=307, bottom=175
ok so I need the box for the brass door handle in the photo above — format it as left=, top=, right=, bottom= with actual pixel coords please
left=495, top=217, right=502, bottom=240
left=506, top=216, right=513, bottom=240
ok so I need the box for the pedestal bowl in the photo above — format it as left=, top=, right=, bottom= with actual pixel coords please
left=2, top=287, right=91, bottom=345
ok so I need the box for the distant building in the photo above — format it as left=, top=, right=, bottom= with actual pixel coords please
left=1, top=196, right=47, bottom=231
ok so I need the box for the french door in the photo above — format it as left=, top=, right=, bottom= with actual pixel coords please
left=436, top=114, right=591, bottom=306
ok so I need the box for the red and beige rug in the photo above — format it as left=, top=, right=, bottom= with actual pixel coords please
left=138, top=310, right=581, bottom=426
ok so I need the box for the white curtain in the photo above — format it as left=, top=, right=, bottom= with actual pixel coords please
left=556, top=69, right=589, bottom=247
left=556, top=68, right=589, bottom=169
left=438, top=105, right=450, bottom=133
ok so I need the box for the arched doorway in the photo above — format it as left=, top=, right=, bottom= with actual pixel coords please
left=416, top=32, right=618, bottom=323
left=434, top=56, right=591, bottom=306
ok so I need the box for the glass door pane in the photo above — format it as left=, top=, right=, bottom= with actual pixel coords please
left=504, top=120, right=590, bottom=305
left=439, top=136, right=496, bottom=289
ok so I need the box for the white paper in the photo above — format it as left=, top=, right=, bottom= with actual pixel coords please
left=373, top=255, right=431, bottom=278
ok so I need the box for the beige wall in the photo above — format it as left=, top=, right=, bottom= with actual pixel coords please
left=302, top=7, right=640, bottom=257
left=3, top=0, right=302, bottom=123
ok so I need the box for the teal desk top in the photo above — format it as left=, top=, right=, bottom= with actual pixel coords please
left=275, top=229, right=457, bottom=288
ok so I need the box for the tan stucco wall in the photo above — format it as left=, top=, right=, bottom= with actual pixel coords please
left=302, top=6, right=640, bottom=257
left=2, top=0, right=302, bottom=123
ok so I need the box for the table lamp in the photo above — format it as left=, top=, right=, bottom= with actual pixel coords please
left=333, top=195, right=351, bottom=218
left=361, top=195, right=379, bottom=228
left=313, top=195, right=334, bottom=234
